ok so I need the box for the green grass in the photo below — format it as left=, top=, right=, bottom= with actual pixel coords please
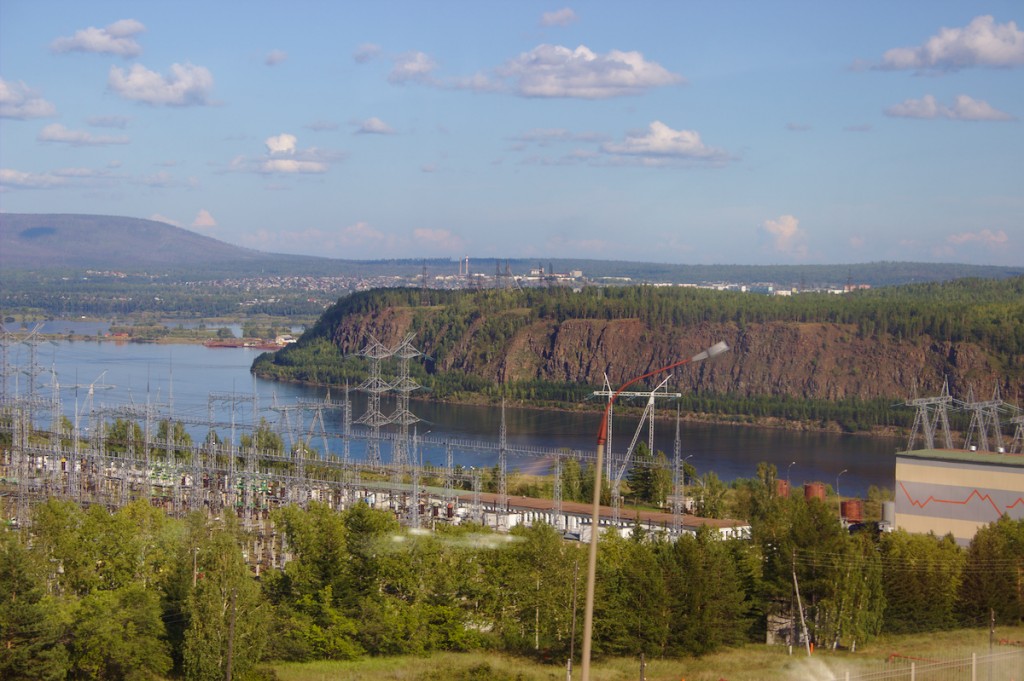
left=270, top=626, right=1024, bottom=680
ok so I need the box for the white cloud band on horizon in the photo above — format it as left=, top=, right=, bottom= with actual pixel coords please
left=947, top=229, right=1008, bottom=247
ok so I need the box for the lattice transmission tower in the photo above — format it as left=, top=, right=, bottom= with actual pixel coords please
left=905, top=378, right=954, bottom=451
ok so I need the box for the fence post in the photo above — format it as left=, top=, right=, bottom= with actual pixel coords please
left=845, top=672, right=850, bottom=681
left=910, top=661, right=914, bottom=681
left=971, top=651, right=976, bottom=681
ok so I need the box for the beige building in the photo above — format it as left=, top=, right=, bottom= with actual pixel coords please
left=895, top=449, right=1024, bottom=545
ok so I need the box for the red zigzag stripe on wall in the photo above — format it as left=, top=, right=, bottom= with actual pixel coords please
left=898, top=482, right=1024, bottom=519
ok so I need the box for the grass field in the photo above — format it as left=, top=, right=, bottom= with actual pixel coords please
left=271, top=625, right=1024, bottom=681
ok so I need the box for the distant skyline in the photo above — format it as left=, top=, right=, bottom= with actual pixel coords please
left=1, top=2, right=1021, bottom=265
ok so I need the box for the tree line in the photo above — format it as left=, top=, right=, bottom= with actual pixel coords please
left=3, top=470, right=1022, bottom=680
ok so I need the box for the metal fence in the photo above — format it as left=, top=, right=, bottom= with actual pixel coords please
left=828, top=649, right=1024, bottom=681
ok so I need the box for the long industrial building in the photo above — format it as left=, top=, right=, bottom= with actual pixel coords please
left=895, top=449, right=1024, bottom=545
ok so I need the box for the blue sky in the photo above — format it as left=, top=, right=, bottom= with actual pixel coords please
left=1, top=2, right=1021, bottom=265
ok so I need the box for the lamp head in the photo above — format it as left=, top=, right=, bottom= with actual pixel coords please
left=690, top=341, right=730, bottom=362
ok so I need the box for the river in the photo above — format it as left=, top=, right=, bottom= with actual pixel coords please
left=2, top=338, right=901, bottom=498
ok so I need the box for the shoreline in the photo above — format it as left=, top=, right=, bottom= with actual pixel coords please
left=25, top=331, right=910, bottom=443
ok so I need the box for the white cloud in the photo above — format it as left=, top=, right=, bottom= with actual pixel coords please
left=337, top=222, right=391, bottom=247
left=601, top=121, right=728, bottom=164
left=0, top=78, right=57, bottom=119
left=761, top=215, right=808, bottom=258
left=384, top=44, right=681, bottom=99
left=228, top=134, right=341, bottom=175
left=413, top=228, right=464, bottom=252
left=265, top=49, right=288, bottom=66
left=51, top=19, right=145, bottom=57
left=0, top=166, right=111, bottom=190
left=354, top=117, right=394, bottom=134
left=353, top=43, right=382, bottom=64
left=260, top=159, right=328, bottom=174
left=496, top=44, right=683, bottom=98
left=946, top=229, right=1008, bottom=247
left=877, top=15, right=1024, bottom=72
left=265, top=133, right=298, bottom=155
left=540, top=8, right=578, bottom=27
left=885, top=94, right=1014, bottom=121
left=108, top=62, right=214, bottom=106
left=38, top=123, right=129, bottom=146
left=192, top=209, right=217, bottom=230
left=389, top=51, right=438, bottom=84
left=0, top=168, right=65, bottom=189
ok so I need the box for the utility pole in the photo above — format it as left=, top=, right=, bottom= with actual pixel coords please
left=793, top=553, right=811, bottom=657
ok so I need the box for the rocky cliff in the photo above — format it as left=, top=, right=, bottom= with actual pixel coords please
left=317, top=304, right=1016, bottom=403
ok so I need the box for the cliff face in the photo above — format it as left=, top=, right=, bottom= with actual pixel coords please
left=322, top=306, right=1013, bottom=402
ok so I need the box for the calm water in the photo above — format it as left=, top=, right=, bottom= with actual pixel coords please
left=3, top=339, right=901, bottom=497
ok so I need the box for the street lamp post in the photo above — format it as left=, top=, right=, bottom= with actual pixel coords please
left=787, top=461, right=796, bottom=491
left=579, top=341, right=729, bottom=681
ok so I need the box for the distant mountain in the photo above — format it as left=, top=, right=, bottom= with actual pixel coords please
left=0, top=213, right=271, bottom=270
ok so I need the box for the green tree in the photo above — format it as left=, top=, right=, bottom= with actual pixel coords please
left=104, top=418, right=143, bottom=455
left=694, top=471, right=728, bottom=519
left=485, top=523, right=579, bottom=656
left=240, top=418, right=283, bottom=456
left=879, top=530, right=964, bottom=633
left=592, top=533, right=669, bottom=658
left=67, top=584, right=171, bottom=680
left=661, top=527, right=749, bottom=656
left=815, top=531, right=885, bottom=651
left=0, top=530, right=70, bottom=680
left=183, top=518, right=268, bottom=681
left=959, top=516, right=1024, bottom=625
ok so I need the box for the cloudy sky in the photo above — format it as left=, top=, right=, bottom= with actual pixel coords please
left=1, top=2, right=1021, bottom=265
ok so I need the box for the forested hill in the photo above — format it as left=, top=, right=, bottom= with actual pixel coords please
left=254, top=278, right=1024, bottom=429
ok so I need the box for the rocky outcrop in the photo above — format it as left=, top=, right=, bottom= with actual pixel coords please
left=319, top=306, right=1016, bottom=402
